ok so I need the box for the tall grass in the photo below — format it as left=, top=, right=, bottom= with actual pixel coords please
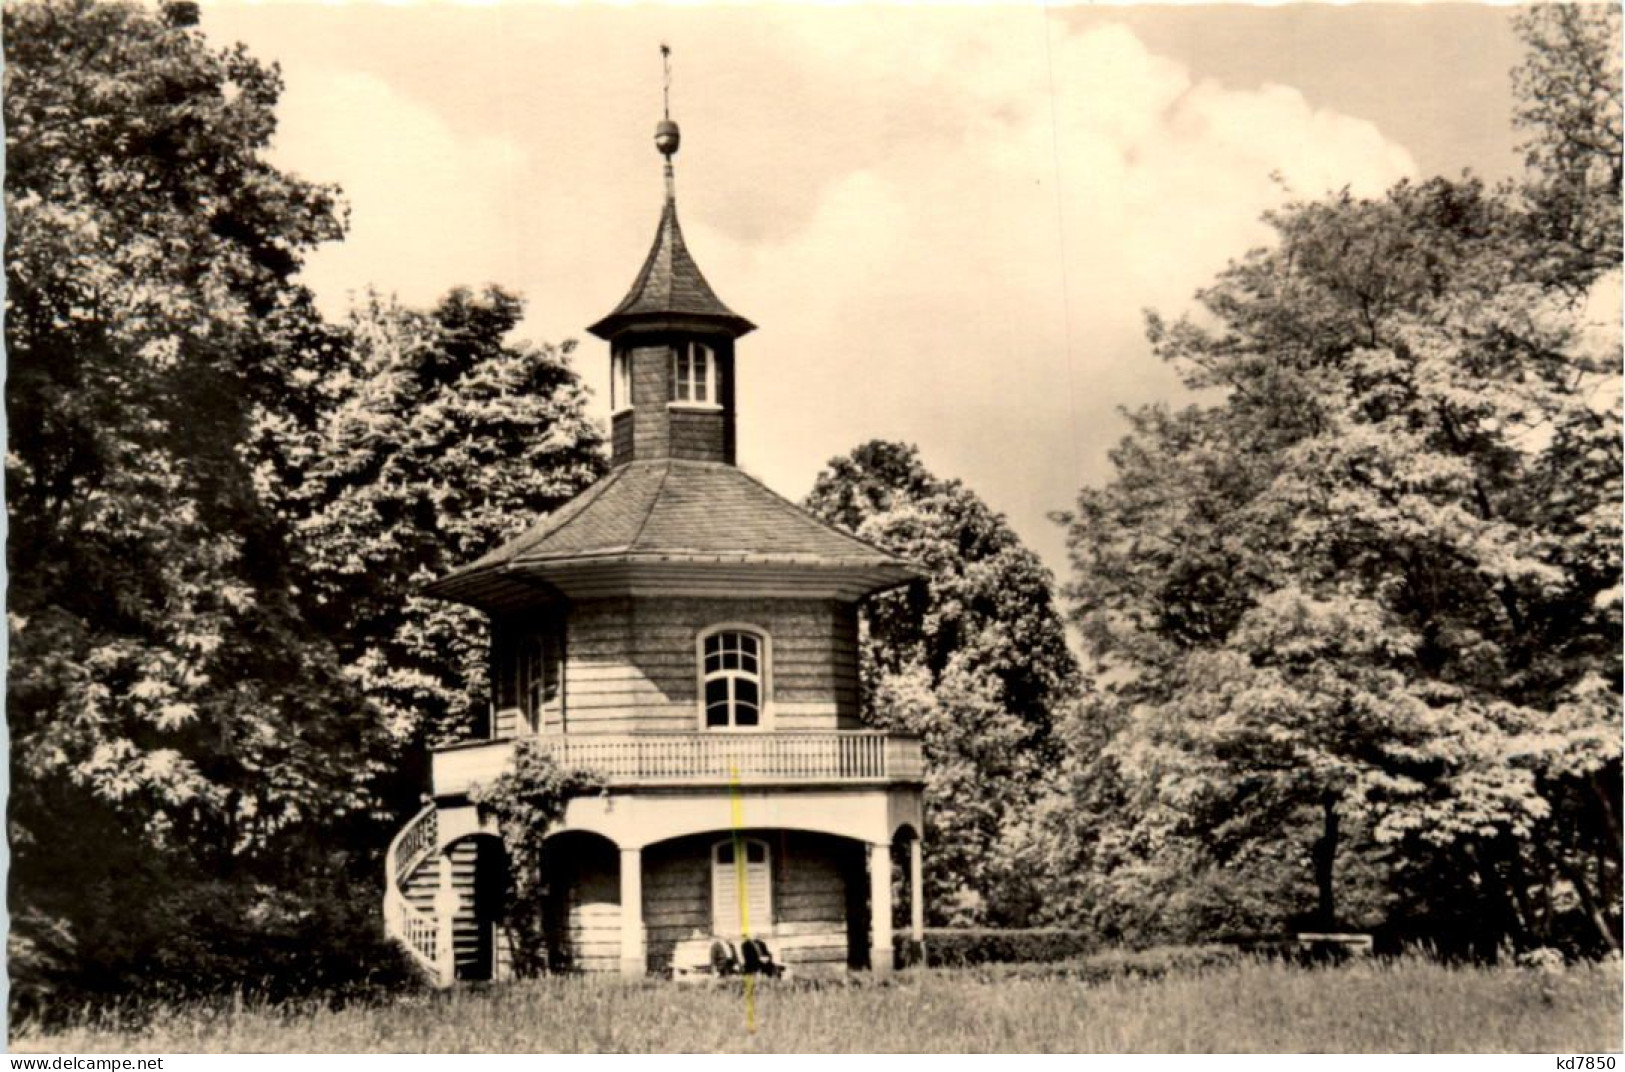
left=13, top=957, right=1621, bottom=1054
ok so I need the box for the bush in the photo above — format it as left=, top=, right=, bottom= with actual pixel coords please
left=955, top=944, right=1245, bottom=983
left=9, top=867, right=426, bottom=1029
left=903, top=927, right=1098, bottom=968
left=894, top=936, right=926, bottom=969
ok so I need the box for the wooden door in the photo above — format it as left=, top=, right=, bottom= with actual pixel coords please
left=711, top=837, right=772, bottom=937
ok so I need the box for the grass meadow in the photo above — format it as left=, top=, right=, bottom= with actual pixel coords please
left=13, top=956, right=1622, bottom=1054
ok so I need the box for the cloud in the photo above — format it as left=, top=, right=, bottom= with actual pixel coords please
left=236, top=7, right=1418, bottom=573
left=691, top=17, right=1417, bottom=568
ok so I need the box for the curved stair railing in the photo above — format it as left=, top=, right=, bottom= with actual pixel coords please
left=384, top=805, right=453, bottom=987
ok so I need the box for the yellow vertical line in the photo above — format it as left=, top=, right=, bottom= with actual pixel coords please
left=728, top=765, right=756, bottom=1034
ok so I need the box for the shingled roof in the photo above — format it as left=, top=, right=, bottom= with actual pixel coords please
left=587, top=196, right=755, bottom=341
left=424, top=460, right=920, bottom=609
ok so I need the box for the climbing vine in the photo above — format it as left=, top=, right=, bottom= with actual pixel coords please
left=470, top=740, right=602, bottom=976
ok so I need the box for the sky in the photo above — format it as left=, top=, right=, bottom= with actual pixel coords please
left=199, top=1, right=1531, bottom=578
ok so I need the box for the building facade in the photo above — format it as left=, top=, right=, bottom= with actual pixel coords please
left=383, top=110, right=926, bottom=984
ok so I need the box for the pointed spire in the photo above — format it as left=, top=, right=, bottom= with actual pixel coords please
left=588, top=46, right=754, bottom=342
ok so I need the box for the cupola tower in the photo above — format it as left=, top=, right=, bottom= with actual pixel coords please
left=588, top=50, right=754, bottom=467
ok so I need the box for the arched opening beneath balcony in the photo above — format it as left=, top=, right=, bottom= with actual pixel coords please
left=442, top=833, right=508, bottom=983
left=639, top=829, right=870, bottom=976
left=542, top=829, right=623, bottom=973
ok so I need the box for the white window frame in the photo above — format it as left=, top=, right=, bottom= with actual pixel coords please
left=611, top=350, right=632, bottom=414
left=711, top=836, right=773, bottom=938
left=514, top=620, right=562, bottom=735
left=695, top=623, right=771, bottom=731
left=669, top=341, right=722, bottom=410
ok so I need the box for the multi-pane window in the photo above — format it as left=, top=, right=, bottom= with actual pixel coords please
left=518, top=629, right=558, bottom=732
left=494, top=620, right=560, bottom=737
left=671, top=342, right=716, bottom=405
left=611, top=350, right=632, bottom=412
left=702, top=629, right=762, bottom=728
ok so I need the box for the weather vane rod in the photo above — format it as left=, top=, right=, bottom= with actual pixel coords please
left=661, top=43, right=672, bottom=121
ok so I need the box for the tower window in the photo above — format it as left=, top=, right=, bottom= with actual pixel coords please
left=699, top=627, right=766, bottom=729
left=612, top=350, right=632, bottom=413
left=671, top=342, right=717, bottom=406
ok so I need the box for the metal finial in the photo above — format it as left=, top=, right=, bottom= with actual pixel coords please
left=654, top=44, right=681, bottom=162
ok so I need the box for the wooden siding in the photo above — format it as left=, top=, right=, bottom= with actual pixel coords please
left=611, top=410, right=635, bottom=465
left=643, top=837, right=711, bottom=974
left=667, top=408, right=728, bottom=463
left=628, top=343, right=671, bottom=462
left=772, top=831, right=863, bottom=971
left=563, top=597, right=862, bottom=732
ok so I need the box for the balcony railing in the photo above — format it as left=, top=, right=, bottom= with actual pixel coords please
left=432, top=731, right=925, bottom=797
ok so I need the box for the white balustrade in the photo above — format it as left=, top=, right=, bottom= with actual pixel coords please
left=383, top=805, right=453, bottom=987
left=433, top=731, right=924, bottom=795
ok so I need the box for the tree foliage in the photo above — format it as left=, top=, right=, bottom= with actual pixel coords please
left=257, top=287, right=605, bottom=776
left=4, top=0, right=608, bottom=1008
left=1049, top=10, right=1622, bottom=950
left=4, top=0, right=398, bottom=1000
left=805, top=441, right=1081, bottom=924
left=1512, top=2, right=1622, bottom=283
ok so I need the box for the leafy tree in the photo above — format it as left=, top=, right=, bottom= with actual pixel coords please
left=256, top=287, right=607, bottom=790
left=4, top=0, right=396, bottom=1003
left=805, top=441, right=1081, bottom=924
left=1053, top=171, right=1620, bottom=951
left=1511, top=2, right=1622, bottom=285
left=1048, top=6, right=1621, bottom=954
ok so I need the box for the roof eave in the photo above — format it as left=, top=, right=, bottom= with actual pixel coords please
left=424, top=554, right=921, bottom=611
left=586, top=310, right=757, bottom=342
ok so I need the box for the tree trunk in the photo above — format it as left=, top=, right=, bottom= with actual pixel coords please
left=1553, top=847, right=1623, bottom=954
left=1589, top=771, right=1621, bottom=849
left=1312, top=794, right=1339, bottom=931
left=1504, top=839, right=1541, bottom=945
left=1596, top=839, right=1621, bottom=948
left=1471, top=841, right=1527, bottom=954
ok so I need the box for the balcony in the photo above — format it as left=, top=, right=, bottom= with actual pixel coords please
left=432, top=730, right=926, bottom=797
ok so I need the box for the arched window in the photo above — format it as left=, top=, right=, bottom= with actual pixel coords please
left=712, top=837, right=772, bottom=937
left=700, top=627, right=766, bottom=729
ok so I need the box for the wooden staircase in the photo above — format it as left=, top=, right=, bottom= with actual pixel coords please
left=384, top=807, right=509, bottom=986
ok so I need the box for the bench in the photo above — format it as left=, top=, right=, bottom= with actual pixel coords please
left=670, top=935, right=788, bottom=983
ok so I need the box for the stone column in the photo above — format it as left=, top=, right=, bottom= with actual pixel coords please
left=909, top=835, right=925, bottom=943
left=619, top=846, right=645, bottom=977
left=868, top=841, right=893, bottom=976
left=431, top=854, right=459, bottom=988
